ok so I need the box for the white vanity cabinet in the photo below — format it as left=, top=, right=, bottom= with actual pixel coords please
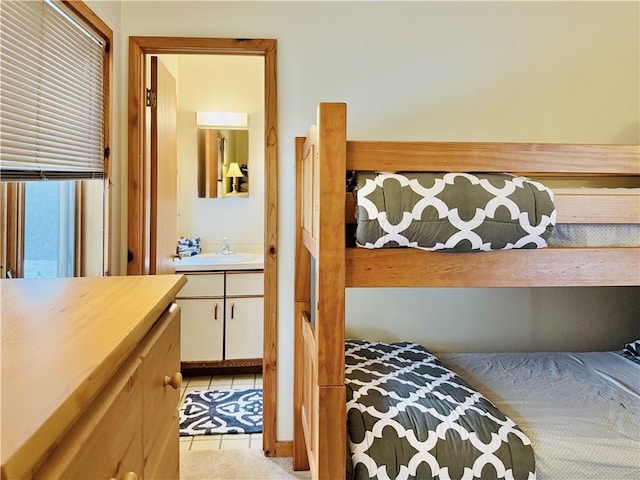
left=177, top=269, right=263, bottom=372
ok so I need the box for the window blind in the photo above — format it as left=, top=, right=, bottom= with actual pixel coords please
left=0, top=0, right=106, bottom=180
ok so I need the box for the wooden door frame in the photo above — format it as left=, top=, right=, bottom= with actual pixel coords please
left=127, top=36, right=278, bottom=456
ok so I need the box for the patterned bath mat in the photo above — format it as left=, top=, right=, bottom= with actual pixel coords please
left=179, top=388, right=262, bottom=436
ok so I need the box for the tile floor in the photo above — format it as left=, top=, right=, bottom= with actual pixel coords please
left=179, top=373, right=263, bottom=452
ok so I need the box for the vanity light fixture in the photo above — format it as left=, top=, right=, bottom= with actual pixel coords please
left=226, top=162, right=243, bottom=193
left=196, top=111, right=248, bottom=129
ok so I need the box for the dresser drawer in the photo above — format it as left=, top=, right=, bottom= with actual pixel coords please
left=177, top=273, right=224, bottom=298
left=35, top=358, right=144, bottom=479
left=140, top=303, right=181, bottom=478
left=226, top=271, right=264, bottom=296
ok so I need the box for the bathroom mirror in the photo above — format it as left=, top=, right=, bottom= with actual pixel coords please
left=197, top=128, right=249, bottom=198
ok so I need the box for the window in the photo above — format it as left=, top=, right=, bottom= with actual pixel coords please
left=0, top=1, right=112, bottom=278
left=23, top=181, right=76, bottom=278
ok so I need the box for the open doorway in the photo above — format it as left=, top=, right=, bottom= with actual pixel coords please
left=127, top=37, right=278, bottom=456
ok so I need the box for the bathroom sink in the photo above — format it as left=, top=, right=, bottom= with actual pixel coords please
left=175, top=252, right=255, bottom=266
left=174, top=251, right=264, bottom=272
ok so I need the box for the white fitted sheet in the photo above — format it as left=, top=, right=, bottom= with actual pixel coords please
left=439, top=351, right=640, bottom=480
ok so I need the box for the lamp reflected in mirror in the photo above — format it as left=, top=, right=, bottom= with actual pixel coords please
left=226, top=162, right=243, bottom=194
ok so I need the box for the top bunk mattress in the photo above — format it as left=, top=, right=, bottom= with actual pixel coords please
left=438, top=350, right=640, bottom=480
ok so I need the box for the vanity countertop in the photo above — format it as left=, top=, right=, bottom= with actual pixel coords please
left=173, top=252, right=264, bottom=272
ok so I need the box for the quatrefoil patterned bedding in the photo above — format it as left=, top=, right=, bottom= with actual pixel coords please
left=345, top=340, right=536, bottom=480
left=353, top=172, right=556, bottom=252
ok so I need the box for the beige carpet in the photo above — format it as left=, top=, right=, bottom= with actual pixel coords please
left=180, top=449, right=312, bottom=480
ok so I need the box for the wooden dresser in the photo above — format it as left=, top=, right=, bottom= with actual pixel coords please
left=1, top=274, right=187, bottom=480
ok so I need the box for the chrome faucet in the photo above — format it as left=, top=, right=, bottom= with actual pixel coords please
left=221, top=236, right=231, bottom=255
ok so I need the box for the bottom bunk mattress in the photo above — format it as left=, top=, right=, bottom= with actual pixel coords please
left=345, top=340, right=536, bottom=480
left=438, top=350, right=640, bottom=480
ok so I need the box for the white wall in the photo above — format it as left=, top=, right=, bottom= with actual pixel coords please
left=101, top=0, right=638, bottom=441
left=346, top=287, right=639, bottom=353
left=173, top=55, right=264, bottom=254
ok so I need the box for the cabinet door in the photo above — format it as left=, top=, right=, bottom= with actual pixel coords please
left=177, top=298, right=223, bottom=361
left=225, top=297, right=263, bottom=359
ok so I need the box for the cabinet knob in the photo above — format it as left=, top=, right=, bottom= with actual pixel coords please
left=110, top=472, right=138, bottom=480
left=163, top=372, right=182, bottom=389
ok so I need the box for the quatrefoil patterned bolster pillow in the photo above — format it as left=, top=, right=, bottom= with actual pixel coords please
left=354, top=172, right=556, bottom=252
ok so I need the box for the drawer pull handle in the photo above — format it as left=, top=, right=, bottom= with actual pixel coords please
left=164, top=372, right=182, bottom=389
left=231, top=302, right=235, bottom=319
left=110, top=472, right=138, bottom=480
left=214, top=302, right=218, bottom=320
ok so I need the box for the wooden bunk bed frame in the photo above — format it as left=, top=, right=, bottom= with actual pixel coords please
left=293, top=102, right=640, bottom=479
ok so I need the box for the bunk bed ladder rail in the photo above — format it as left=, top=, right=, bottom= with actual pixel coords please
left=294, top=103, right=348, bottom=480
